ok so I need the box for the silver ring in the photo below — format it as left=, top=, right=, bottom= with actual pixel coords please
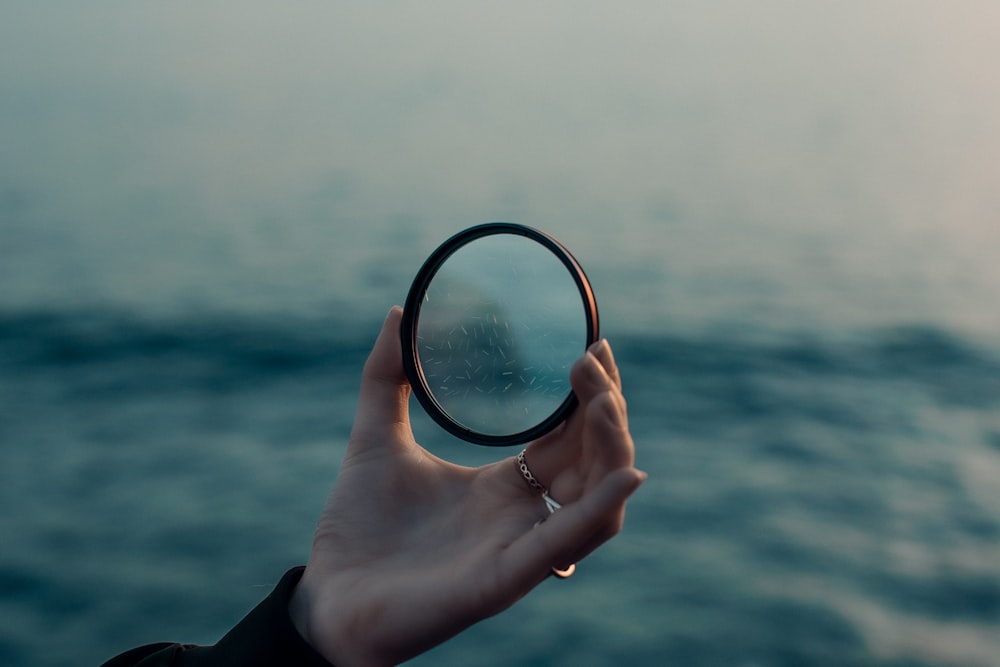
left=517, top=449, right=577, bottom=579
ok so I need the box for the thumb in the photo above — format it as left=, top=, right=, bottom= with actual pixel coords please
left=348, top=306, right=413, bottom=451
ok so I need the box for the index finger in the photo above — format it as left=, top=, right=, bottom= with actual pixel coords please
left=522, top=339, right=630, bottom=489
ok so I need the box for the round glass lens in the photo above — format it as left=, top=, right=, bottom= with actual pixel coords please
left=402, top=224, right=598, bottom=446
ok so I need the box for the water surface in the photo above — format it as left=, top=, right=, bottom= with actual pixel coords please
left=2, top=3, right=999, bottom=666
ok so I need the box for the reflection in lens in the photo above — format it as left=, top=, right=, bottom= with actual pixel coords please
left=415, top=233, right=586, bottom=436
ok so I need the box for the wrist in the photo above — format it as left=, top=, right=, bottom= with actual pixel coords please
left=288, top=574, right=318, bottom=653
left=288, top=566, right=372, bottom=667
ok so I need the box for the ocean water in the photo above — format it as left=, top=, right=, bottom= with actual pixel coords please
left=2, top=3, right=1000, bottom=666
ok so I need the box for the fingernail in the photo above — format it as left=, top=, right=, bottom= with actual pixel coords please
left=588, top=338, right=610, bottom=355
left=580, top=350, right=604, bottom=384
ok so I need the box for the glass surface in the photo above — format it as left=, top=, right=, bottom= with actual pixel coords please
left=414, top=233, right=587, bottom=437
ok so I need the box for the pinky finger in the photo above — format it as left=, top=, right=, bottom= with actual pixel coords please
left=497, top=466, right=647, bottom=590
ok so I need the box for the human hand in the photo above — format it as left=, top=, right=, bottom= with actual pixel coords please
left=289, top=306, right=646, bottom=667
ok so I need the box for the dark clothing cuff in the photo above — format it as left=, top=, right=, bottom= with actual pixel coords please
left=101, top=567, right=334, bottom=667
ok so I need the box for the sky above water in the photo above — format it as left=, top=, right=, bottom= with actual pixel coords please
left=2, top=1, right=999, bottom=337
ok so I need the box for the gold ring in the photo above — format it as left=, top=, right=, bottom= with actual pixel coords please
left=551, top=563, right=576, bottom=579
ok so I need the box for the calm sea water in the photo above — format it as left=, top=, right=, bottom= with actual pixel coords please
left=2, top=3, right=999, bottom=666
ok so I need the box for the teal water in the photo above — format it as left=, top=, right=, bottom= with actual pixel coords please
left=2, top=3, right=1000, bottom=666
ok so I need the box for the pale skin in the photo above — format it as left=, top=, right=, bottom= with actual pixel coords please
left=289, top=306, right=646, bottom=667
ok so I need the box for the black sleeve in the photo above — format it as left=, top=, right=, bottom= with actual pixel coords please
left=101, top=567, right=335, bottom=667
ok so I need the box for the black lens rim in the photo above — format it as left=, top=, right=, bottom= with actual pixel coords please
left=400, top=222, right=600, bottom=446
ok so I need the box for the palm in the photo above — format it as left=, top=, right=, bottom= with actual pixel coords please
left=292, top=308, right=643, bottom=667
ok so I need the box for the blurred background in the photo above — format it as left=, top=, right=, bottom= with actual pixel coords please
left=2, top=2, right=999, bottom=666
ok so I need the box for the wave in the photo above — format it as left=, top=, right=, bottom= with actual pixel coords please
left=0, top=307, right=376, bottom=393
left=2, top=307, right=998, bottom=410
